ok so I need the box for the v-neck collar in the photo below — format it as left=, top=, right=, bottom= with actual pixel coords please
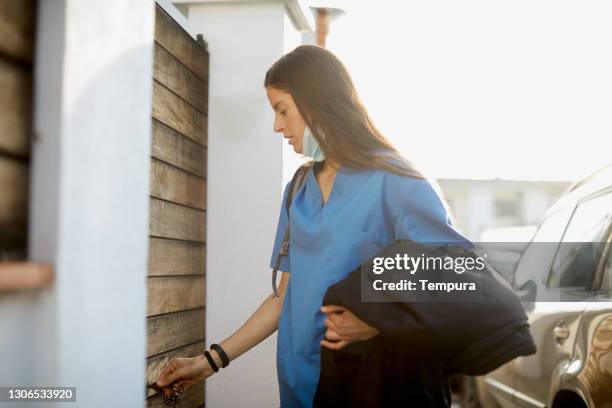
left=307, top=161, right=347, bottom=215
left=304, top=162, right=376, bottom=219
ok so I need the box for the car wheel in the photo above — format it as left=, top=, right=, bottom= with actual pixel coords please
left=459, top=376, right=503, bottom=408
left=459, top=376, right=481, bottom=408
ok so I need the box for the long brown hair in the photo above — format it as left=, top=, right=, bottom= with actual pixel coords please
left=264, top=45, right=424, bottom=179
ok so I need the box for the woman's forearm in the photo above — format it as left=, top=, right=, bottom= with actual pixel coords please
left=206, top=272, right=290, bottom=368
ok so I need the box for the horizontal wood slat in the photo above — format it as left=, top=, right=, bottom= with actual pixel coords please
left=149, top=198, right=205, bottom=242
left=154, top=44, right=207, bottom=113
left=152, top=81, right=207, bottom=146
left=147, top=383, right=204, bottom=408
left=152, top=120, right=207, bottom=176
left=147, top=346, right=206, bottom=407
left=150, top=159, right=206, bottom=210
left=149, top=238, right=205, bottom=276
left=154, top=5, right=208, bottom=81
left=0, top=0, right=35, bottom=63
left=146, top=341, right=206, bottom=395
left=0, top=58, right=32, bottom=156
left=147, top=382, right=206, bottom=408
left=147, top=308, right=205, bottom=357
left=0, top=156, right=28, bottom=228
left=147, top=275, right=206, bottom=316
left=0, top=243, right=26, bottom=260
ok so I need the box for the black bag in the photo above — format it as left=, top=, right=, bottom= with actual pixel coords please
left=314, top=336, right=452, bottom=407
left=314, top=239, right=536, bottom=407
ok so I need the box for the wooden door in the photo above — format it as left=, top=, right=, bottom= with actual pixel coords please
left=0, top=0, right=35, bottom=261
left=146, top=5, right=209, bottom=408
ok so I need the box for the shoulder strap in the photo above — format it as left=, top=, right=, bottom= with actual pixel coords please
left=271, top=162, right=313, bottom=297
left=285, top=161, right=314, bottom=212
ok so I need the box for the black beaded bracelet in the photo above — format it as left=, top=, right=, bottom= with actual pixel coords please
left=203, top=350, right=219, bottom=372
left=210, top=343, right=230, bottom=368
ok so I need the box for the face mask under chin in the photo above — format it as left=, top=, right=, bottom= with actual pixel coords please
left=302, top=126, right=326, bottom=162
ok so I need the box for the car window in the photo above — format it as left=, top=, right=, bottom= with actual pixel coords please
left=513, top=206, right=574, bottom=288
left=548, top=191, right=612, bottom=288
left=600, top=245, right=612, bottom=294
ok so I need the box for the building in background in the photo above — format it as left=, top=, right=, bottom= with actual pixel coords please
left=437, top=178, right=571, bottom=240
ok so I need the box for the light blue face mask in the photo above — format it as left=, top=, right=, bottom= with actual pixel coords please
left=302, top=126, right=326, bottom=162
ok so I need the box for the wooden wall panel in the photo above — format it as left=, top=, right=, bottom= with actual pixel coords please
left=149, top=237, right=205, bottom=276
left=154, top=8, right=208, bottom=81
left=0, top=0, right=35, bottom=63
left=152, top=120, right=207, bottom=176
left=152, top=81, right=207, bottom=146
left=149, top=198, right=206, bottom=242
left=154, top=44, right=207, bottom=113
left=0, top=0, right=33, bottom=260
left=148, top=7, right=208, bottom=406
left=150, top=159, right=206, bottom=210
left=0, top=157, right=28, bottom=228
left=147, top=275, right=205, bottom=316
left=0, top=58, right=32, bottom=156
left=147, top=308, right=205, bottom=357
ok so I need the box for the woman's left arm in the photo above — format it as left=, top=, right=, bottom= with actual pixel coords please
left=320, top=304, right=380, bottom=350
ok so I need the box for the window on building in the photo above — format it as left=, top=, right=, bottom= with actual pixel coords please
left=494, top=192, right=522, bottom=219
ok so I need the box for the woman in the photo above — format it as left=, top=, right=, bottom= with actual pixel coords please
left=156, top=45, right=471, bottom=407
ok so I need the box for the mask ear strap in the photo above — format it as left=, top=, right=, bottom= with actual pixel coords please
left=271, top=163, right=312, bottom=297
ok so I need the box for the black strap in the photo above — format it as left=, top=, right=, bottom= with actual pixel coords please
left=204, top=350, right=219, bottom=372
left=272, top=163, right=313, bottom=297
left=285, top=163, right=310, bottom=212
left=210, top=344, right=230, bottom=368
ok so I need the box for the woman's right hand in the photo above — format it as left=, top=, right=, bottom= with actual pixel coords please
left=156, top=354, right=214, bottom=389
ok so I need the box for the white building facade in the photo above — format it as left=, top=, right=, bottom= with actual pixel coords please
left=437, top=178, right=571, bottom=240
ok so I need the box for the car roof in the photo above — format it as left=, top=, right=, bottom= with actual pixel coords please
left=544, top=164, right=612, bottom=216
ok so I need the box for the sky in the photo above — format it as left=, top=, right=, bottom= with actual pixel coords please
left=323, top=1, right=611, bottom=181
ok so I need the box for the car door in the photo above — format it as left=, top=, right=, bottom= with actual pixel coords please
left=511, top=189, right=612, bottom=407
left=566, top=232, right=612, bottom=407
left=482, top=206, right=575, bottom=407
left=510, top=303, right=585, bottom=408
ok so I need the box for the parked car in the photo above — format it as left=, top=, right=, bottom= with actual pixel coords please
left=465, top=165, right=612, bottom=408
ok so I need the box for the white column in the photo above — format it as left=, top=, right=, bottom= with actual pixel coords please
left=468, top=187, right=495, bottom=240
left=177, top=1, right=312, bottom=406
left=25, top=1, right=154, bottom=407
left=521, top=189, right=550, bottom=225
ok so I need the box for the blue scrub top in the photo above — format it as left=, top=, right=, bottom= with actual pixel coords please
left=269, top=163, right=471, bottom=407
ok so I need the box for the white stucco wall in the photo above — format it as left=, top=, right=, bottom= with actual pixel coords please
left=180, top=1, right=311, bottom=406
left=281, top=12, right=309, bottom=185
left=467, top=188, right=495, bottom=239
left=2, top=1, right=155, bottom=407
left=522, top=189, right=554, bottom=225
left=184, top=3, right=288, bottom=407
